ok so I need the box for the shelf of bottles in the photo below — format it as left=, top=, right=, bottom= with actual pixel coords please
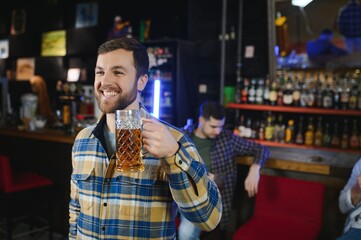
left=228, top=69, right=361, bottom=154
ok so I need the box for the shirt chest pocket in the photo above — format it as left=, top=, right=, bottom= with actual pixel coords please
left=114, top=175, right=173, bottom=218
left=72, top=169, right=97, bottom=215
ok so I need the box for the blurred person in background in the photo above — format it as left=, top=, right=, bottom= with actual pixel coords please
left=178, top=100, right=269, bottom=240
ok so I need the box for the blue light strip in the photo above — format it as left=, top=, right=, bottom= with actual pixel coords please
left=152, top=79, right=161, bottom=118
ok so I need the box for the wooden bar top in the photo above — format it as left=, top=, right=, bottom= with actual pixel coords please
left=237, top=156, right=331, bottom=175
left=0, top=127, right=76, bottom=144
left=0, top=127, right=355, bottom=176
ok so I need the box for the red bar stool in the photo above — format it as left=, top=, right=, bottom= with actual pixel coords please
left=0, top=155, right=54, bottom=240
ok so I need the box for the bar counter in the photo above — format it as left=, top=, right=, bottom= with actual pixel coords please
left=0, top=127, right=357, bottom=176
left=0, top=126, right=76, bottom=144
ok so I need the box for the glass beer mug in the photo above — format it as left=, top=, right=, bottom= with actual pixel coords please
left=115, top=109, right=144, bottom=172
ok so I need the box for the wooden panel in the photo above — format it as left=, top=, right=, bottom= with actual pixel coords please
left=237, top=156, right=331, bottom=175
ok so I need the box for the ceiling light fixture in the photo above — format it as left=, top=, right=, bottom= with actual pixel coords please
left=291, top=0, right=313, bottom=8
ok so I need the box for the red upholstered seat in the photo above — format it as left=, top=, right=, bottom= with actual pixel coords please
left=0, top=155, right=53, bottom=240
left=233, top=175, right=325, bottom=240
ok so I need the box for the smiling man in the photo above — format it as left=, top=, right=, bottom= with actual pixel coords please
left=68, top=38, right=222, bottom=240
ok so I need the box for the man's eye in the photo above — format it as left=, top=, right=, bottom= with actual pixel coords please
left=114, top=71, right=124, bottom=75
left=95, top=70, right=104, bottom=75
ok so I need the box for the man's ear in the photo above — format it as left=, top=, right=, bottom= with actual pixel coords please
left=137, top=74, right=148, bottom=91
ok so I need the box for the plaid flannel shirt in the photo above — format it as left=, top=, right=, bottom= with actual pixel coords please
left=338, top=1, right=361, bottom=38
left=209, top=129, right=269, bottom=230
left=68, top=107, right=222, bottom=239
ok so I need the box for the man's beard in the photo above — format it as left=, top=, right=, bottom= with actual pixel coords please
left=96, top=84, right=138, bottom=113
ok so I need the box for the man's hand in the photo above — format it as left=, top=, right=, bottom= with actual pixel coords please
left=351, top=175, right=361, bottom=206
left=244, top=163, right=261, bottom=198
left=142, top=118, right=179, bottom=158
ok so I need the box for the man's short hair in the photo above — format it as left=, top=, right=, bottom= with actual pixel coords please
left=199, top=101, right=225, bottom=120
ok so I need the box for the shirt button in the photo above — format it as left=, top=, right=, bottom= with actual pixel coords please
left=178, top=160, right=182, bottom=165
left=103, top=202, right=107, bottom=207
left=106, top=179, right=110, bottom=182
left=101, top=226, right=106, bottom=231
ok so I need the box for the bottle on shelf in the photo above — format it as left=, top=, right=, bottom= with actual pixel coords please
left=263, top=77, right=271, bottom=105
left=269, top=81, right=278, bottom=106
left=241, top=78, right=249, bottom=103
left=348, top=79, right=358, bottom=110
left=304, top=116, right=315, bottom=146
left=333, top=76, right=341, bottom=109
left=273, top=114, right=284, bottom=142
left=340, top=75, right=350, bottom=110
left=314, top=116, right=323, bottom=146
left=282, top=77, right=294, bottom=106
left=322, top=122, right=331, bottom=147
left=322, top=83, right=334, bottom=108
left=295, top=116, right=304, bottom=145
left=300, top=80, right=308, bottom=107
left=255, top=78, right=264, bottom=105
left=331, top=121, right=340, bottom=148
left=264, top=112, right=275, bottom=141
left=292, top=76, right=301, bottom=107
left=285, top=119, right=295, bottom=143
left=349, top=119, right=359, bottom=149
left=315, top=75, right=323, bottom=108
left=340, top=119, right=349, bottom=149
left=248, top=78, right=257, bottom=104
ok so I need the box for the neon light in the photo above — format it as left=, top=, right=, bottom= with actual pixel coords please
left=152, top=79, right=160, bottom=118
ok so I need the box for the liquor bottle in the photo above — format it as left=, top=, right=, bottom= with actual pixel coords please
left=285, top=119, right=295, bottom=143
left=265, top=113, right=274, bottom=141
left=350, top=119, right=360, bottom=149
left=269, top=81, right=278, bottom=106
left=304, top=116, right=314, bottom=146
left=255, top=78, right=264, bottom=105
left=241, top=78, right=249, bottom=103
left=300, top=81, right=308, bottom=107
left=306, top=80, right=316, bottom=108
left=322, top=122, right=331, bottom=147
left=244, top=117, right=253, bottom=138
left=283, top=78, right=294, bottom=106
left=248, top=78, right=257, bottom=104
left=292, top=76, right=301, bottom=107
left=314, top=116, right=323, bottom=146
left=273, top=114, right=284, bottom=142
left=322, top=83, right=334, bottom=108
left=258, top=120, right=265, bottom=141
left=276, top=80, right=284, bottom=106
left=236, top=115, right=246, bottom=137
left=295, top=116, right=304, bottom=144
left=340, top=119, right=349, bottom=149
left=263, top=77, right=271, bottom=105
left=348, top=79, right=358, bottom=110
left=314, top=75, right=323, bottom=108
left=331, top=121, right=340, bottom=148
left=251, top=120, right=260, bottom=139
left=333, top=77, right=341, bottom=109
left=340, top=76, right=350, bottom=110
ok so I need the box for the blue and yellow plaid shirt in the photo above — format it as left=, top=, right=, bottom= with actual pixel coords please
left=69, top=108, right=222, bottom=239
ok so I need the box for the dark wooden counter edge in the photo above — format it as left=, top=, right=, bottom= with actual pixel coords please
left=0, top=127, right=348, bottom=176
left=0, top=127, right=76, bottom=144
left=237, top=156, right=331, bottom=175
